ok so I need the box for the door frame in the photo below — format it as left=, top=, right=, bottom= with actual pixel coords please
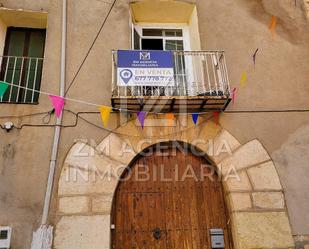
left=110, top=141, right=234, bottom=249
left=55, top=126, right=295, bottom=249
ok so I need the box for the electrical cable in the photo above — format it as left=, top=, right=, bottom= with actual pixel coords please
left=64, top=0, right=117, bottom=96
left=1, top=107, right=309, bottom=120
left=5, top=109, right=215, bottom=138
left=2, top=107, right=309, bottom=137
left=63, top=109, right=216, bottom=138
left=3, top=81, right=309, bottom=115
left=0, top=110, right=52, bottom=119
left=42, top=109, right=55, bottom=124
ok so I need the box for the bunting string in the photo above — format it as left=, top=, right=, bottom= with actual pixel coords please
left=0, top=12, right=287, bottom=130
left=237, top=14, right=280, bottom=90
left=0, top=81, right=224, bottom=115
left=5, top=109, right=219, bottom=139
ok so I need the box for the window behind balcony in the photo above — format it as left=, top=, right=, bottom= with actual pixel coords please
left=0, top=27, right=46, bottom=104
left=134, top=28, right=184, bottom=51
left=133, top=27, right=187, bottom=96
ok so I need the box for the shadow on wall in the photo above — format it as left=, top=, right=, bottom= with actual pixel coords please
left=246, top=0, right=309, bottom=44
left=272, top=123, right=309, bottom=235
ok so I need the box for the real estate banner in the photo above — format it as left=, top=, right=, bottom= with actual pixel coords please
left=117, top=50, right=175, bottom=86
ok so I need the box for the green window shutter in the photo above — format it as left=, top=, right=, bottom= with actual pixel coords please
left=1, top=28, right=46, bottom=103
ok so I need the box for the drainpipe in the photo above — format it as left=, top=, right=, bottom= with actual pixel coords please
left=41, top=0, right=67, bottom=225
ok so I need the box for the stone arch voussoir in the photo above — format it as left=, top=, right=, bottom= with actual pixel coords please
left=54, top=119, right=295, bottom=249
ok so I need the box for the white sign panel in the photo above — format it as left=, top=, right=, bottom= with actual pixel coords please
left=117, top=50, right=175, bottom=87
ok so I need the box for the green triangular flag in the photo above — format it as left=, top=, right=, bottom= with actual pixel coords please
left=0, top=81, right=9, bottom=97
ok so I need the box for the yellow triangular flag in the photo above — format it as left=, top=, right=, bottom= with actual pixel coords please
left=240, top=71, right=247, bottom=87
left=99, top=106, right=112, bottom=127
left=165, top=113, right=175, bottom=126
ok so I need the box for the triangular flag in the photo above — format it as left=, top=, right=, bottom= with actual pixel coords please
left=137, top=111, right=147, bottom=128
left=192, top=113, right=199, bottom=125
left=165, top=113, right=175, bottom=126
left=240, top=71, right=247, bottom=87
left=99, top=106, right=112, bottom=127
left=252, top=48, right=259, bottom=65
left=48, top=95, right=65, bottom=118
left=213, top=111, right=220, bottom=125
left=0, top=81, right=9, bottom=97
left=269, top=16, right=277, bottom=36
left=231, top=87, right=237, bottom=104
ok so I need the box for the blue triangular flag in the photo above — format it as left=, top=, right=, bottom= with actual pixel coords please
left=137, top=111, right=147, bottom=129
left=192, top=113, right=199, bottom=125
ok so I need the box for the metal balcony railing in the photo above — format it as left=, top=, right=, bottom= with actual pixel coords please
left=0, top=56, right=44, bottom=104
left=112, top=50, right=230, bottom=98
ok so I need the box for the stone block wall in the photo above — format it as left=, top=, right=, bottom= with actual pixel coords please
left=219, top=140, right=294, bottom=249
left=53, top=118, right=296, bottom=249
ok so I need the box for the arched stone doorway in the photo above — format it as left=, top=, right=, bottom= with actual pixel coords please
left=54, top=118, right=295, bottom=249
left=111, top=143, right=233, bottom=249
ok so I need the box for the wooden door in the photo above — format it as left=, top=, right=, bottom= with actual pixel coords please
left=111, top=147, right=233, bottom=249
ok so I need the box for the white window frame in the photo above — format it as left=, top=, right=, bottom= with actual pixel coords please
left=131, top=23, right=197, bottom=95
left=131, top=24, right=192, bottom=51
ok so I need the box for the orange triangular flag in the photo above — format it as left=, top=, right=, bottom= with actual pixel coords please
left=99, top=106, right=112, bottom=127
left=269, top=16, right=277, bottom=37
left=165, top=113, right=175, bottom=126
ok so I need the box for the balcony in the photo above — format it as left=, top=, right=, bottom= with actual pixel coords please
left=0, top=56, right=44, bottom=104
left=111, top=50, right=231, bottom=113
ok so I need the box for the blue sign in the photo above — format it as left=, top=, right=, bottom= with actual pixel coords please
left=117, top=50, right=175, bottom=86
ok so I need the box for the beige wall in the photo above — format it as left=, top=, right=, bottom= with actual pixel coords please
left=0, top=0, right=308, bottom=248
left=0, top=17, right=7, bottom=56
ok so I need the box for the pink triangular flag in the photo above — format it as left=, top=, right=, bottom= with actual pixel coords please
left=49, top=95, right=65, bottom=118
left=213, top=111, right=220, bottom=125
left=137, top=111, right=147, bottom=129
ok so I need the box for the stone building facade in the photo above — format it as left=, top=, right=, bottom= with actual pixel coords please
left=0, top=0, right=309, bottom=249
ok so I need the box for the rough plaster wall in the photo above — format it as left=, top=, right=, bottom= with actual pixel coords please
left=0, top=0, right=309, bottom=248
left=0, top=0, right=129, bottom=247
left=52, top=0, right=309, bottom=237
left=0, top=0, right=57, bottom=248
left=197, top=0, right=309, bottom=235
left=0, top=16, right=6, bottom=56
left=0, top=128, right=54, bottom=248
left=0, top=0, right=49, bottom=11
left=49, top=0, right=130, bottom=225
left=272, top=124, right=309, bottom=233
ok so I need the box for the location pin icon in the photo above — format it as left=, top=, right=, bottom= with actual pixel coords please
left=120, top=69, right=133, bottom=84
